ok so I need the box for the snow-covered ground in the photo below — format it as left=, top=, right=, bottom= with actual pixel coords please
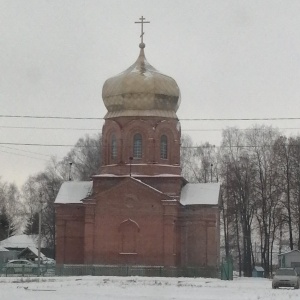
left=1, top=275, right=299, bottom=300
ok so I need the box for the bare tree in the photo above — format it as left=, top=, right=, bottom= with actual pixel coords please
left=58, top=133, right=102, bottom=181
left=273, top=136, right=295, bottom=250
left=22, top=176, right=41, bottom=233
left=287, top=137, right=300, bottom=249
left=246, top=126, right=280, bottom=277
left=180, top=134, right=218, bottom=183
left=180, top=134, right=196, bottom=181
left=220, top=127, right=256, bottom=277
left=21, top=133, right=102, bottom=256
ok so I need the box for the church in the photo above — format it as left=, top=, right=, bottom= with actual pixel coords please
left=55, top=18, right=220, bottom=274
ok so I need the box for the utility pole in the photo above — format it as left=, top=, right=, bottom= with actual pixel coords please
left=68, top=162, right=72, bottom=181
left=37, top=193, right=42, bottom=276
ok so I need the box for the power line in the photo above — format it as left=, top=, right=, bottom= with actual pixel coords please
left=0, top=141, right=298, bottom=149
left=0, top=145, right=54, bottom=158
left=180, top=117, right=300, bottom=121
left=0, top=142, right=78, bottom=147
left=1, top=125, right=300, bottom=132
left=0, top=125, right=100, bottom=131
left=183, top=144, right=300, bottom=149
left=0, top=141, right=298, bottom=163
left=182, top=127, right=300, bottom=132
left=0, top=115, right=101, bottom=120
left=0, top=149, right=48, bottom=161
left=1, top=114, right=300, bottom=121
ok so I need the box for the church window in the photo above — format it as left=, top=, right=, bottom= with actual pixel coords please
left=111, top=134, right=117, bottom=159
left=133, top=133, right=142, bottom=159
left=160, top=135, right=168, bottom=159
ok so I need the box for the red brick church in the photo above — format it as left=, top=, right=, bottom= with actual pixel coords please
left=55, top=26, right=220, bottom=271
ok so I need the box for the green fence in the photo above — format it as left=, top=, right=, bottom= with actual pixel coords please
left=55, top=264, right=219, bottom=278
left=0, top=262, right=56, bottom=277
left=0, top=261, right=219, bottom=278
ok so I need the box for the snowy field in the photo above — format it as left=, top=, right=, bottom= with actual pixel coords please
left=1, top=275, right=300, bottom=300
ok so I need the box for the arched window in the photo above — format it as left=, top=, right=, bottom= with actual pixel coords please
left=160, top=135, right=168, bottom=159
left=133, top=133, right=142, bottom=159
left=119, top=219, right=140, bottom=254
left=111, top=134, right=117, bottom=160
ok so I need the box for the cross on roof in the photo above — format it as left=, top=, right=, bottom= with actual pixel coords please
left=134, top=16, right=150, bottom=44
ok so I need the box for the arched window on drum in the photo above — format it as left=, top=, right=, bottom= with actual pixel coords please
left=111, top=134, right=117, bottom=160
left=133, top=133, right=142, bottom=159
left=160, top=135, right=168, bottom=159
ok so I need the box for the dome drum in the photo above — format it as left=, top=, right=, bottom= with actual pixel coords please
left=103, top=93, right=180, bottom=112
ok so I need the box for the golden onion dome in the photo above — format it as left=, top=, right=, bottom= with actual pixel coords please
left=102, top=43, right=181, bottom=118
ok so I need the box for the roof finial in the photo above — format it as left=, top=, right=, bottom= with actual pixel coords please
left=134, top=16, right=150, bottom=49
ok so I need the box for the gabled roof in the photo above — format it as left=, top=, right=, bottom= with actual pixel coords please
left=180, top=183, right=220, bottom=206
left=130, top=177, right=165, bottom=196
left=0, top=246, right=9, bottom=252
left=55, top=181, right=93, bottom=204
left=0, top=234, right=42, bottom=249
left=93, top=173, right=182, bottom=178
left=18, top=246, right=46, bottom=259
left=55, top=178, right=173, bottom=205
left=96, top=176, right=172, bottom=200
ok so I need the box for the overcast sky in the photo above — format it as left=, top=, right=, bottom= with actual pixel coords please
left=1, top=0, right=300, bottom=187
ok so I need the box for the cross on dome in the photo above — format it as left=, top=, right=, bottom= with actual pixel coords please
left=134, top=16, right=150, bottom=48
left=102, top=16, right=181, bottom=119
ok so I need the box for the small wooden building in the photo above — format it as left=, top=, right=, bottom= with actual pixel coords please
left=0, top=246, right=16, bottom=263
left=17, top=246, right=46, bottom=261
left=278, top=250, right=300, bottom=268
left=252, top=266, right=265, bottom=278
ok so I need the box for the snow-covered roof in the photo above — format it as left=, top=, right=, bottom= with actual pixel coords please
left=55, top=181, right=93, bottom=204
left=0, top=246, right=9, bottom=252
left=131, top=177, right=165, bottom=195
left=253, top=266, right=264, bottom=272
left=278, top=250, right=300, bottom=257
left=0, top=235, right=40, bottom=249
left=180, top=183, right=220, bottom=206
left=93, top=173, right=181, bottom=178
left=18, top=246, right=46, bottom=259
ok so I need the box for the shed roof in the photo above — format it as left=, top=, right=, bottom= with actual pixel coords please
left=278, top=250, right=300, bottom=257
left=180, top=183, right=220, bottom=205
left=55, top=181, right=93, bottom=204
left=253, top=266, right=264, bottom=272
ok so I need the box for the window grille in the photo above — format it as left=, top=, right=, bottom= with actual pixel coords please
left=160, top=135, right=168, bottom=159
left=133, top=134, right=142, bottom=159
left=111, top=135, right=117, bottom=159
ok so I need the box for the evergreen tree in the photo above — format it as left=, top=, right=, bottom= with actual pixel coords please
left=0, top=208, right=15, bottom=240
left=23, top=212, right=39, bottom=235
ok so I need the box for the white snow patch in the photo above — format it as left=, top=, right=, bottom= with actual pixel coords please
left=0, top=235, right=40, bottom=249
left=0, top=276, right=295, bottom=300
left=180, top=183, right=220, bottom=205
left=55, top=181, right=92, bottom=204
